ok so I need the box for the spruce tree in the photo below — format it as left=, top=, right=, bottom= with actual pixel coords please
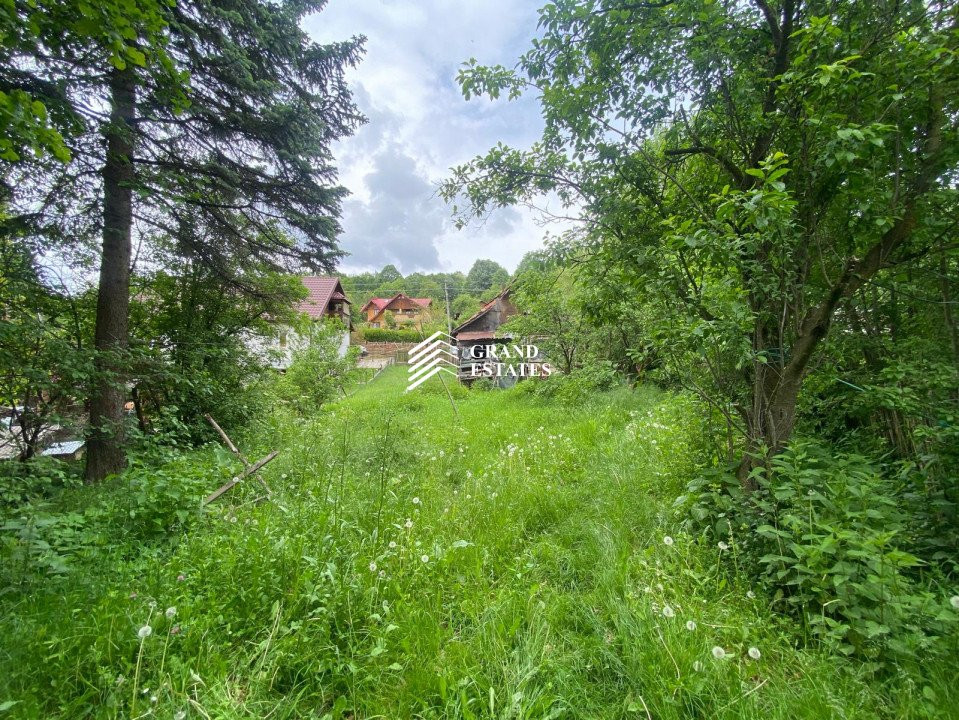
left=4, top=0, right=364, bottom=480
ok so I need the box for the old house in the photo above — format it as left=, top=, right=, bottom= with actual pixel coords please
left=361, top=293, right=433, bottom=329
left=451, top=287, right=520, bottom=385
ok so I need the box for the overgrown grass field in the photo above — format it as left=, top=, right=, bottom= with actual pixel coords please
left=1, top=367, right=956, bottom=718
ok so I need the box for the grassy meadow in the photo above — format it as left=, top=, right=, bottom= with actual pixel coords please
left=1, top=366, right=956, bottom=718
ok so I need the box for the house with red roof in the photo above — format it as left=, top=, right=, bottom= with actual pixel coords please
left=360, top=293, right=433, bottom=329
left=256, top=277, right=352, bottom=367
left=297, top=276, right=352, bottom=329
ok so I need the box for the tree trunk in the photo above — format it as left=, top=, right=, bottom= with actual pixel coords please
left=737, top=357, right=802, bottom=489
left=85, top=66, right=136, bottom=483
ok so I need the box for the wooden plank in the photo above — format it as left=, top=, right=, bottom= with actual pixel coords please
left=203, top=450, right=278, bottom=506
left=205, top=414, right=250, bottom=467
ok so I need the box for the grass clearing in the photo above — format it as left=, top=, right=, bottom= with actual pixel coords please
left=1, top=366, right=956, bottom=718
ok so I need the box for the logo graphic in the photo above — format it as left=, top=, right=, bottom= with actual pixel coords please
left=407, top=331, right=457, bottom=391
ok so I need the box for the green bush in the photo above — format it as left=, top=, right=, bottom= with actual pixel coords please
left=684, top=441, right=958, bottom=662
left=524, top=359, right=620, bottom=402
left=361, top=327, right=423, bottom=343
left=270, top=324, right=359, bottom=415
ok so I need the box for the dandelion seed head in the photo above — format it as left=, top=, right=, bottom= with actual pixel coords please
left=711, top=646, right=726, bottom=660
left=150, top=695, right=158, bottom=704
left=718, top=541, right=729, bottom=551
left=951, top=595, right=959, bottom=610
left=369, top=561, right=377, bottom=572
left=176, top=574, right=185, bottom=582
left=421, top=554, right=429, bottom=563
left=686, top=620, right=697, bottom=631
left=388, top=541, right=397, bottom=549
left=138, top=625, right=152, bottom=639
left=748, top=646, right=761, bottom=660
left=663, top=536, right=674, bottom=546
left=747, top=590, right=756, bottom=600
left=662, top=605, right=675, bottom=618
left=165, top=606, right=176, bottom=619
left=405, top=518, right=413, bottom=529
left=412, top=497, right=420, bottom=505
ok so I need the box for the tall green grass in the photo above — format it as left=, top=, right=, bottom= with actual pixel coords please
left=1, top=367, right=956, bottom=718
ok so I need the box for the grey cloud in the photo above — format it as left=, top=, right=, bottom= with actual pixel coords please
left=338, top=145, right=447, bottom=273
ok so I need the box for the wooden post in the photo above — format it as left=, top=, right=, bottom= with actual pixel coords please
left=203, top=451, right=279, bottom=506
left=202, top=415, right=275, bottom=504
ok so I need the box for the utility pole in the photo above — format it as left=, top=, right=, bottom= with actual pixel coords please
left=443, top=281, right=452, bottom=335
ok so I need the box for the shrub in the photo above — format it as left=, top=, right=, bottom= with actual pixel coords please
left=525, top=360, right=620, bottom=403
left=271, top=325, right=359, bottom=415
left=684, top=441, right=958, bottom=662
left=361, top=327, right=423, bottom=343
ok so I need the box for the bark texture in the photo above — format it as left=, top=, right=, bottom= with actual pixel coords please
left=85, top=66, right=135, bottom=483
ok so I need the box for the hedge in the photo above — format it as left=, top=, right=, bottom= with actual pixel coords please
left=361, top=327, right=423, bottom=343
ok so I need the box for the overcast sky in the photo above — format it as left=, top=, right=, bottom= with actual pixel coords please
left=303, top=0, right=567, bottom=275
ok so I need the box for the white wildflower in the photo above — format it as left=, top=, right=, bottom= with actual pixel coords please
left=950, top=595, right=959, bottom=610
left=369, top=561, right=377, bottom=572
left=405, top=518, right=413, bottom=529
left=412, top=497, right=420, bottom=505
left=686, top=620, right=697, bottom=631
left=747, top=590, right=756, bottom=600
left=174, top=712, right=187, bottom=720
left=662, top=605, right=675, bottom=618
left=388, top=541, right=397, bottom=549
left=718, top=541, right=729, bottom=551
left=165, top=606, right=176, bottom=619
left=711, top=646, right=726, bottom=660
left=138, top=625, right=152, bottom=639
left=421, top=555, right=429, bottom=563
left=748, top=646, right=761, bottom=660
left=663, top=536, right=674, bottom=546
left=150, top=695, right=158, bottom=704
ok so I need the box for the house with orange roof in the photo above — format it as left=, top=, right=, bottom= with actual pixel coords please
left=360, top=293, right=433, bottom=329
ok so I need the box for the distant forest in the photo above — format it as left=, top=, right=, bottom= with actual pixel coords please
left=340, top=256, right=534, bottom=325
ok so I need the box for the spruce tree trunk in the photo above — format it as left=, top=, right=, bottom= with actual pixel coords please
left=85, top=66, right=135, bottom=483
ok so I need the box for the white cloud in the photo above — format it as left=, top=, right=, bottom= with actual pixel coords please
left=302, top=0, right=574, bottom=274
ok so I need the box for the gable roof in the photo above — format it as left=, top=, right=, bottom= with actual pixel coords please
left=452, top=286, right=515, bottom=337
left=298, top=277, right=349, bottom=319
left=361, top=293, right=433, bottom=315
